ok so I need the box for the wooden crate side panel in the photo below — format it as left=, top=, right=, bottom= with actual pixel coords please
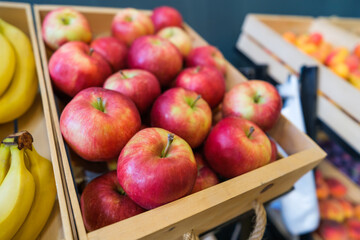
left=317, top=96, right=360, bottom=154
left=325, top=16, right=360, bottom=37
left=88, top=148, right=324, bottom=240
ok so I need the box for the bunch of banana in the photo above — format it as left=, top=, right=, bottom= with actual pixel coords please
left=0, top=19, right=38, bottom=124
left=0, top=131, right=56, bottom=240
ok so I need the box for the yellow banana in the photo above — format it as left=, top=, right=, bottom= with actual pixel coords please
left=0, top=33, right=16, bottom=96
left=0, top=19, right=37, bottom=124
left=0, top=144, right=10, bottom=185
left=13, top=145, right=57, bottom=240
left=0, top=145, right=35, bottom=240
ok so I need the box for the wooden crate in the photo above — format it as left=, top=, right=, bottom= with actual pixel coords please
left=0, top=2, right=74, bottom=240
left=237, top=14, right=360, bottom=154
left=34, top=5, right=326, bottom=240
left=324, top=16, right=360, bottom=37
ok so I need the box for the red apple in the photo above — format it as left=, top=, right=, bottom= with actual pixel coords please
left=60, top=87, right=141, bottom=161
left=117, top=128, right=197, bottom=209
left=269, top=138, right=278, bottom=163
left=157, top=26, right=192, bottom=57
left=186, top=45, right=227, bottom=75
left=174, top=66, right=225, bottom=108
left=191, top=153, right=219, bottom=194
left=127, top=35, right=183, bottom=87
left=90, top=36, right=128, bottom=72
left=151, top=6, right=183, bottom=32
left=204, top=117, right=271, bottom=178
left=111, top=8, right=154, bottom=46
left=42, top=7, right=92, bottom=50
left=48, top=41, right=112, bottom=97
left=150, top=88, right=212, bottom=148
left=80, top=171, right=145, bottom=231
left=103, top=69, right=161, bottom=114
left=345, top=54, right=360, bottom=72
left=222, top=80, right=282, bottom=131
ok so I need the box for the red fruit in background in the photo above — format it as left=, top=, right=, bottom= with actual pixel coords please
left=127, top=35, right=183, bottom=87
left=117, top=128, right=197, bottom=210
left=103, top=69, right=161, bottom=114
left=355, top=204, right=360, bottom=220
left=338, top=199, right=355, bottom=219
left=325, top=177, right=347, bottom=198
left=150, top=88, right=212, bottom=148
left=204, top=117, right=271, bottom=179
left=318, top=220, right=348, bottom=240
left=186, top=46, right=227, bottom=75
left=222, top=80, right=282, bottom=131
left=269, top=138, right=277, bottom=163
left=319, top=199, right=345, bottom=223
left=151, top=6, right=183, bottom=32
left=308, top=32, right=323, bottom=46
left=174, top=66, right=225, bottom=108
left=80, top=171, right=145, bottom=231
left=345, top=54, right=360, bottom=72
left=346, top=218, right=360, bottom=240
left=111, top=8, right=154, bottom=46
left=60, top=87, right=141, bottom=161
left=49, top=41, right=112, bottom=97
left=90, top=36, right=128, bottom=72
left=191, top=153, right=219, bottom=193
left=353, top=44, right=360, bottom=59
left=157, top=26, right=192, bottom=57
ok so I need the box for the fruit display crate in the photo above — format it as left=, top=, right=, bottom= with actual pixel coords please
left=0, top=2, right=74, bottom=240
left=313, top=160, right=360, bottom=240
left=324, top=16, right=360, bottom=38
left=34, top=5, right=327, bottom=240
left=237, top=14, right=360, bottom=155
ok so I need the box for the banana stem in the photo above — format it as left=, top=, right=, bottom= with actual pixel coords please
left=1, top=131, right=33, bottom=150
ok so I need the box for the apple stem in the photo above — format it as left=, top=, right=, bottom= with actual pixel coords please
left=161, top=133, right=174, bottom=158
left=190, top=95, right=202, bottom=108
left=61, top=17, right=69, bottom=25
left=117, top=186, right=126, bottom=196
left=96, top=97, right=105, bottom=112
left=89, top=48, right=94, bottom=56
left=119, top=71, right=127, bottom=79
left=195, top=66, right=201, bottom=73
left=254, top=94, right=261, bottom=103
left=247, top=126, right=255, bottom=138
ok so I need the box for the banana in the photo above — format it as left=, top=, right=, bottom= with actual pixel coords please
left=0, top=144, right=10, bottom=185
left=0, top=145, right=35, bottom=240
left=0, top=19, right=37, bottom=124
left=12, top=145, right=57, bottom=240
left=0, top=33, right=16, bottom=96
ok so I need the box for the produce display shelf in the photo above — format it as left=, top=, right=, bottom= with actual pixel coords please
left=237, top=14, right=360, bottom=155
left=0, top=2, right=74, bottom=240
left=324, top=16, right=360, bottom=38
left=34, top=5, right=326, bottom=240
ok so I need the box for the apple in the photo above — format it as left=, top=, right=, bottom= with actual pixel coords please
left=80, top=171, right=145, bottom=231
left=42, top=7, right=92, bottom=50
left=222, top=80, right=282, bottom=131
left=174, top=66, right=225, bottom=108
left=204, top=116, right=271, bottom=178
left=150, top=87, right=212, bottom=148
left=49, top=41, right=112, bottom=97
left=186, top=45, right=227, bottom=75
left=111, top=8, right=154, bottom=46
left=103, top=69, right=161, bottom=114
left=127, top=35, right=183, bottom=87
left=60, top=87, right=141, bottom=161
left=90, top=36, right=128, bottom=72
left=308, top=32, right=323, bottom=46
left=349, top=70, right=360, bottom=90
left=354, top=44, right=360, bottom=58
left=157, top=26, right=192, bottom=57
left=151, top=6, right=183, bottom=32
left=344, top=54, right=359, bottom=72
left=269, top=138, right=278, bottom=163
left=191, top=153, right=219, bottom=194
left=117, top=128, right=197, bottom=209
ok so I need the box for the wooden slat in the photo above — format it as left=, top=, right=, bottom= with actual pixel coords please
left=34, top=5, right=326, bottom=240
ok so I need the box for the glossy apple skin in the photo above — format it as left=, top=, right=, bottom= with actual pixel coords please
left=128, top=35, right=183, bottom=87
left=222, top=80, right=282, bottom=131
left=80, top=171, right=145, bottom=231
left=117, top=128, right=197, bottom=210
left=111, top=8, right=154, bottom=46
left=269, top=138, right=278, bottom=163
left=150, top=88, right=212, bottom=148
left=151, top=6, right=183, bottom=32
left=49, top=41, right=112, bottom=97
left=60, top=87, right=141, bottom=161
left=103, top=69, right=161, bottom=114
left=157, top=26, right=192, bottom=57
left=191, top=153, right=219, bottom=194
left=174, top=66, right=225, bottom=108
left=204, top=117, right=271, bottom=178
left=42, top=7, right=92, bottom=50
left=186, top=46, right=227, bottom=75
left=90, top=36, right=128, bottom=72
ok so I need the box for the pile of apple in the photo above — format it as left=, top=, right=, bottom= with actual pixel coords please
left=282, top=31, right=360, bottom=90
left=43, top=6, right=282, bottom=231
left=315, top=169, right=360, bottom=239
